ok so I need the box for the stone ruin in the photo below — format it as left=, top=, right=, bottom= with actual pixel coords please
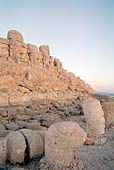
left=82, top=97, right=105, bottom=136
left=45, top=122, right=86, bottom=167
left=0, top=30, right=62, bottom=68
left=0, top=30, right=95, bottom=122
left=1, top=30, right=112, bottom=169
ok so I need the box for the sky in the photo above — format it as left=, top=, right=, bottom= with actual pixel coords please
left=0, top=0, right=114, bottom=93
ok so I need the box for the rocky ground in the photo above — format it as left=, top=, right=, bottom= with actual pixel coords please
left=0, top=114, right=114, bottom=170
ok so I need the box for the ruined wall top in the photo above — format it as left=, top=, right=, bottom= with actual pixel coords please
left=0, top=30, right=62, bottom=69
left=7, top=30, right=24, bottom=43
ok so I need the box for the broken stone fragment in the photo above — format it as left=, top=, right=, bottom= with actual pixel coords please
left=6, top=131, right=26, bottom=163
left=20, top=129, right=44, bottom=158
left=45, top=121, right=86, bottom=167
left=82, top=97, right=105, bottom=136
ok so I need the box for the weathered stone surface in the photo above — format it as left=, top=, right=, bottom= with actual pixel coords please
left=36, top=130, right=47, bottom=152
left=45, top=121, right=86, bottom=166
left=26, top=122, right=42, bottom=130
left=20, top=129, right=44, bottom=158
left=0, top=30, right=95, bottom=121
left=102, top=102, right=114, bottom=127
left=6, top=131, right=26, bottom=163
left=82, top=97, right=105, bottom=136
left=5, top=122, right=19, bottom=130
left=84, top=137, right=94, bottom=145
left=0, top=93, right=9, bottom=108
left=41, top=114, right=62, bottom=127
left=7, top=30, right=24, bottom=43
left=16, top=121, right=27, bottom=128
left=54, top=58, right=62, bottom=68
left=0, top=138, right=7, bottom=163
left=39, top=45, right=50, bottom=56
left=11, top=168, right=27, bottom=170
left=0, top=124, right=11, bottom=137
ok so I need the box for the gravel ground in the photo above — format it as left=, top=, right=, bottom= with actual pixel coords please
left=75, top=128, right=114, bottom=170
left=1, top=116, right=114, bottom=170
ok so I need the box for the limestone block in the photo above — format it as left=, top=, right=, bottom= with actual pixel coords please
left=82, top=97, right=105, bottom=136
left=0, top=124, right=11, bottom=137
left=82, top=97, right=104, bottom=119
left=5, top=122, right=19, bottom=131
left=0, top=93, right=9, bottom=108
left=45, top=121, right=86, bottom=166
left=0, top=49, right=9, bottom=57
left=20, top=129, right=44, bottom=158
left=7, top=30, right=24, bottom=43
left=6, top=131, right=26, bottom=163
left=49, top=56, right=54, bottom=67
left=54, top=58, right=62, bottom=68
left=9, top=94, right=32, bottom=107
left=8, top=39, right=23, bottom=47
left=27, top=44, right=38, bottom=54
left=39, top=45, right=50, bottom=56
left=0, top=138, right=7, bottom=163
left=102, top=102, right=114, bottom=127
left=0, top=43, right=8, bottom=49
left=36, top=130, right=47, bottom=152
left=0, top=108, right=8, bottom=117
left=27, top=44, right=43, bottom=64
left=26, top=122, right=42, bottom=130
left=0, top=37, right=9, bottom=45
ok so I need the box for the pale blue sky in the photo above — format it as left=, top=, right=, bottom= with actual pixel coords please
left=0, top=0, right=114, bottom=92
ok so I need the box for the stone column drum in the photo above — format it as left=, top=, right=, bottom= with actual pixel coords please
left=82, top=97, right=105, bottom=136
left=45, top=121, right=86, bottom=167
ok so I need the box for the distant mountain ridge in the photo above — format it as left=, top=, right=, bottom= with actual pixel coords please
left=96, top=91, right=114, bottom=96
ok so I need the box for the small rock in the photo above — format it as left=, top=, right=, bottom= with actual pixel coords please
left=84, top=137, right=94, bottom=145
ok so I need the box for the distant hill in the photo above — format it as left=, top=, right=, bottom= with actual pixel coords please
left=96, top=91, right=114, bottom=96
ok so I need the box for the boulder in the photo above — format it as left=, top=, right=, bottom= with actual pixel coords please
left=102, top=101, right=114, bottom=127
left=0, top=138, right=7, bottom=163
left=6, top=131, right=26, bottom=163
left=45, top=121, right=86, bottom=167
left=82, top=97, right=105, bottom=136
left=20, top=129, right=44, bottom=158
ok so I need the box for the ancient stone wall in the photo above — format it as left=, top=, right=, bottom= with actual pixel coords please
left=0, top=30, right=95, bottom=121
left=0, top=30, right=61, bottom=69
